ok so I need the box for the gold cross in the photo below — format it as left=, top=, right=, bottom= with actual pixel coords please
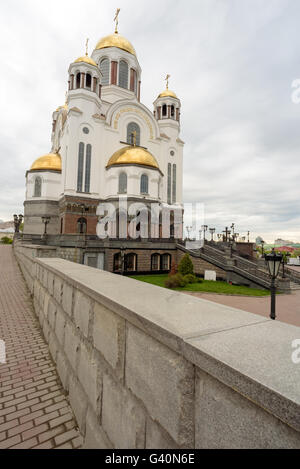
left=165, top=74, right=171, bottom=90
left=114, top=8, right=121, bottom=34
left=85, top=38, right=89, bottom=56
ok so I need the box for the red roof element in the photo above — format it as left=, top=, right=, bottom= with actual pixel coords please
left=275, top=246, right=295, bottom=253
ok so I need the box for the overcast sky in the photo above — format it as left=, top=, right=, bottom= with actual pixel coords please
left=0, top=0, right=299, bottom=242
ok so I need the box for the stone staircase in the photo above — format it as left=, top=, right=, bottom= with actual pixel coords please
left=180, top=242, right=291, bottom=292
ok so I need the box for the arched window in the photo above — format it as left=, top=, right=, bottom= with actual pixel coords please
left=113, top=253, right=122, bottom=272
left=127, top=122, right=140, bottom=146
left=125, top=253, right=137, bottom=272
left=161, top=254, right=171, bottom=271
left=34, top=177, right=42, bottom=197
left=151, top=253, right=160, bottom=271
left=77, top=218, right=87, bottom=234
left=162, top=104, right=167, bottom=117
left=85, top=144, right=92, bottom=193
left=77, top=142, right=84, bottom=192
left=100, top=58, right=109, bottom=85
left=86, top=73, right=92, bottom=89
left=119, top=172, right=127, bottom=194
left=76, top=72, right=81, bottom=89
left=119, top=60, right=129, bottom=89
left=140, top=174, right=149, bottom=195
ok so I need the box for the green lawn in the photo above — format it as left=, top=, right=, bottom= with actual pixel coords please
left=130, top=274, right=270, bottom=297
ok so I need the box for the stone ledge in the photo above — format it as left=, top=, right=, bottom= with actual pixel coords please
left=35, top=258, right=300, bottom=433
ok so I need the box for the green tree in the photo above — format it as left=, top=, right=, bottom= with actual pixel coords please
left=178, top=254, right=194, bottom=276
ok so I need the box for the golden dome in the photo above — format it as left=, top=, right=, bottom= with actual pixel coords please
left=107, top=146, right=159, bottom=170
left=158, top=89, right=178, bottom=99
left=95, top=33, right=136, bottom=57
left=74, top=55, right=97, bottom=67
left=30, top=153, right=62, bottom=172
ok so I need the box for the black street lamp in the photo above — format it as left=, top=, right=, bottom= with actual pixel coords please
left=42, top=217, right=51, bottom=237
left=201, top=225, right=208, bottom=242
left=209, top=228, right=216, bottom=242
left=261, top=240, right=265, bottom=257
left=265, top=249, right=283, bottom=320
left=13, top=214, right=23, bottom=234
left=120, top=244, right=126, bottom=276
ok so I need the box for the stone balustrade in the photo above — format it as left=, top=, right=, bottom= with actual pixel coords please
left=14, top=243, right=300, bottom=449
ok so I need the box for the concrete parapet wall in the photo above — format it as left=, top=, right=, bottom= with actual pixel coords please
left=14, top=244, right=300, bottom=449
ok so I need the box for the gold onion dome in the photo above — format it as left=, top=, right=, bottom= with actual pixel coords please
left=107, top=146, right=159, bottom=170
left=95, top=32, right=136, bottom=57
left=158, top=89, right=178, bottom=99
left=30, top=153, right=62, bottom=172
left=74, top=55, right=97, bottom=67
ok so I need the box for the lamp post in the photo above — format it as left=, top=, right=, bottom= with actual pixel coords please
left=247, top=231, right=250, bottom=243
left=261, top=240, right=265, bottom=257
left=209, top=228, right=216, bottom=242
left=201, top=225, right=208, bottom=242
left=13, top=214, right=23, bottom=234
left=265, top=249, right=283, bottom=320
left=42, top=217, right=51, bottom=238
left=120, top=244, right=126, bottom=276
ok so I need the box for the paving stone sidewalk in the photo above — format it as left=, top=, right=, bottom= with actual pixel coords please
left=0, top=246, right=82, bottom=449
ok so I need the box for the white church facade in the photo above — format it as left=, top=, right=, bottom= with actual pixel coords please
left=24, top=18, right=184, bottom=273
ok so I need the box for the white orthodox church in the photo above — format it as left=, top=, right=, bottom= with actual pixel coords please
left=23, top=16, right=184, bottom=273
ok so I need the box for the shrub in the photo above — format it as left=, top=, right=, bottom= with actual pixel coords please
left=183, top=274, right=198, bottom=284
left=1, top=237, right=13, bottom=245
left=178, top=254, right=194, bottom=276
left=165, top=273, right=187, bottom=289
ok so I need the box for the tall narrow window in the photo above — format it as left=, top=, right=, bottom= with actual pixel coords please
left=76, top=73, right=81, bottom=89
left=85, top=145, right=92, bottom=193
left=100, top=58, right=109, bottom=85
left=162, top=104, right=167, bottom=117
left=172, top=164, right=177, bottom=203
left=171, top=105, right=175, bottom=118
left=119, top=60, right=129, bottom=89
left=77, top=143, right=84, bottom=192
left=119, top=173, right=127, bottom=194
left=130, top=69, right=137, bottom=93
left=127, top=122, right=140, bottom=146
left=34, top=177, right=42, bottom=197
left=86, top=73, right=92, bottom=89
left=140, top=174, right=149, bottom=195
left=167, top=163, right=172, bottom=204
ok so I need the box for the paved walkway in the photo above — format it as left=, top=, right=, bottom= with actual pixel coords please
left=184, top=290, right=300, bottom=327
left=0, top=246, right=82, bottom=449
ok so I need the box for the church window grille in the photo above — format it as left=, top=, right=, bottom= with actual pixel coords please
left=100, top=58, right=109, bottom=85
left=167, top=163, right=172, bottom=204
left=127, top=122, right=140, bottom=146
left=119, top=173, right=127, bottom=194
left=119, top=60, right=129, bottom=89
left=140, top=174, right=149, bottom=195
left=34, top=177, right=42, bottom=198
left=85, top=145, right=92, bottom=193
left=172, top=164, right=177, bottom=203
left=77, top=142, right=84, bottom=192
